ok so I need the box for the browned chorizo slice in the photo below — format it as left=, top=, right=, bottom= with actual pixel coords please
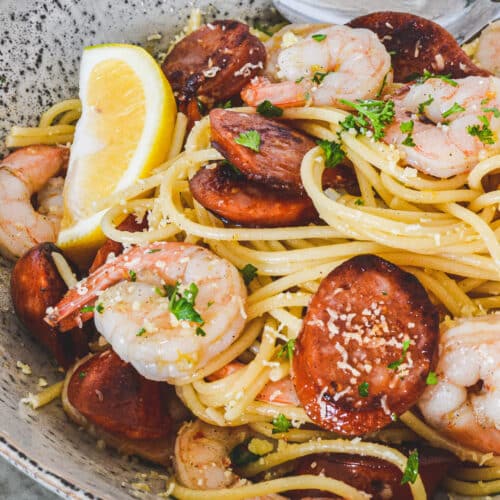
left=66, top=350, right=171, bottom=440
left=10, top=243, right=89, bottom=368
left=288, top=448, right=456, bottom=499
left=292, top=254, right=438, bottom=436
left=210, top=108, right=317, bottom=192
left=88, top=214, right=148, bottom=273
left=349, top=12, right=490, bottom=82
left=189, top=163, right=319, bottom=227
left=162, top=20, right=266, bottom=108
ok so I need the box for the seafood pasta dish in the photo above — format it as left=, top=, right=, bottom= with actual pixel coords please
left=5, top=7, right=500, bottom=499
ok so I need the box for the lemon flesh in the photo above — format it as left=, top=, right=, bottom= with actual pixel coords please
left=57, top=44, right=176, bottom=266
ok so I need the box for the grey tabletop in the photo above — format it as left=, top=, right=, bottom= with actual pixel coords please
left=0, top=456, right=57, bottom=499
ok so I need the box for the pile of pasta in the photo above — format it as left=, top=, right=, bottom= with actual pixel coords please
left=11, top=99, right=500, bottom=498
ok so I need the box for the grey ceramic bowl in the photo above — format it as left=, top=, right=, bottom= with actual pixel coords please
left=0, top=1, right=275, bottom=498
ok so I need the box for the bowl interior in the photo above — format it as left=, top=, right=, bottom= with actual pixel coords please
left=0, top=1, right=276, bottom=497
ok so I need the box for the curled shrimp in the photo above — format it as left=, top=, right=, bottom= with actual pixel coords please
left=418, top=315, right=500, bottom=454
left=0, top=145, right=68, bottom=259
left=475, top=21, right=500, bottom=77
left=174, top=419, right=286, bottom=499
left=46, top=242, right=247, bottom=382
left=384, top=76, right=500, bottom=178
left=241, top=24, right=391, bottom=109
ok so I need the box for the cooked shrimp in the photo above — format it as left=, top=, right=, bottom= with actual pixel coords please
left=384, top=76, right=500, bottom=178
left=46, top=242, right=247, bottom=382
left=0, top=145, right=68, bottom=259
left=174, top=419, right=286, bottom=499
left=419, top=315, right=500, bottom=454
left=241, top=25, right=391, bottom=109
left=475, top=21, right=500, bottom=76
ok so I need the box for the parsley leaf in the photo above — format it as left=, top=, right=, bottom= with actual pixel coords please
left=312, top=71, right=331, bottom=85
left=240, top=263, right=258, bottom=285
left=376, top=72, right=388, bottom=98
left=312, top=33, right=327, bottom=42
left=354, top=198, right=364, bottom=206
left=80, top=305, right=95, bottom=313
left=295, top=76, right=304, bottom=84
left=277, top=339, right=296, bottom=360
left=388, top=339, right=411, bottom=370
left=136, top=327, right=146, bottom=337
left=257, top=100, right=283, bottom=118
left=147, top=248, right=161, bottom=254
left=96, top=303, right=104, bottom=314
left=426, top=371, right=438, bottom=385
left=339, top=99, right=395, bottom=141
left=230, top=442, right=260, bottom=466
left=317, top=139, right=345, bottom=168
left=167, top=281, right=205, bottom=325
left=417, top=69, right=457, bottom=87
left=483, top=107, right=500, bottom=118
left=418, top=95, right=434, bottom=114
left=442, top=102, right=465, bottom=119
left=358, top=381, right=369, bottom=397
left=195, top=326, right=206, bottom=337
left=216, top=99, right=233, bottom=109
left=399, top=120, right=416, bottom=146
left=196, top=97, right=206, bottom=115
left=221, top=159, right=243, bottom=177
left=401, top=450, right=419, bottom=485
left=129, top=269, right=137, bottom=282
left=79, top=371, right=86, bottom=379
left=272, top=413, right=292, bottom=434
left=467, top=115, right=495, bottom=145
left=235, top=130, right=261, bottom=152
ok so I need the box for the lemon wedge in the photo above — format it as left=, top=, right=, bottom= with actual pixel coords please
left=57, top=43, right=176, bottom=266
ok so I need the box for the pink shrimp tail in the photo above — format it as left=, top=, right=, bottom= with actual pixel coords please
left=241, top=76, right=307, bottom=108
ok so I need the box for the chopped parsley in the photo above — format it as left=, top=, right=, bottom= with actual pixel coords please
left=416, top=69, right=457, bottom=87
left=216, top=99, right=233, bottom=109
left=295, top=76, right=304, bottom=84
left=483, top=106, right=500, bottom=118
left=96, top=303, right=104, bottom=314
left=136, top=327, right=146, bottom=337
left=230, top=442, right=260, bottom=466
left=195, top=326, right=206, bottom=337
left=388, top=339, right=411, bottom=370
left=316, top=139, right=345, bottom=168
left=80, top=305, right=94, bottom=313
left=376, top=72, right=388, bottom=98
left=147, top=248, right=161, bottom=254
left=235, top=130, right=261, bottom=152
left=358, top=381, right=369, bottom=397
left=354, top=198, right=364, bottom=206
left=129, top=269, right=137, bottom=282
left=400, top=120, right=415, bottom=147
left=312, top=33, right=327, bottom=42
left=240, top=263, right=258, bottom=285
left=79, top=371, right=86, bottom=379
left=257, top=99, right=283, bottom=118
left=162, top=281, right=205, bottom=327
left=401, top=450, right=419, bottom=485
left=277, top=338, right=296, bottom=360
left=312, top=71, right=331, bottom=85
left=391, top=413, right=398, bottom=422
left=442, top=102, right=465, bottom=119
left=426, top=371, right=438, bottom=385
left=272, top=413, right=292, bottom=434
left=467, top=115, right=495, bottom=145
left=418, top=95, right=434, bottom=114
left=196, top=97, right=206, bottom=115
left=339, top=98, right=395, bottom=141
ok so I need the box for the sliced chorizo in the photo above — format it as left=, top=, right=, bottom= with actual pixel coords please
left=10, top=243, right=89, bottom=368
left=162, top=20, right=266, bottom=109
left=66, top=349, right=172, bottom=440
left=88, top=214, right=148, bottom=273
left=189, top=163, right=319, bottom=227
left=288, top=447, right=456, bottom=499
left=349, top=12, right=490, bottom=82
left=210, top=108, right=316, bottom=192
left=292, top=254, right=439, bottom=436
